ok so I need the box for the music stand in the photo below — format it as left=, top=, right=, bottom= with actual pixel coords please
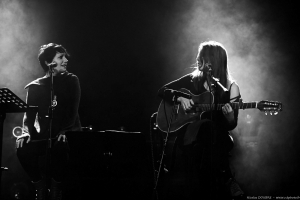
left=0, top=88, right=29, bottom=196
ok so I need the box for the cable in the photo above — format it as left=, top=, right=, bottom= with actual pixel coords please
left=149, top=113, right=159, bottom=200
left=153, top=91, right=176, bottom=191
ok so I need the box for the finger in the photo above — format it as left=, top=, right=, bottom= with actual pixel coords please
left=63, top=135, right=66, bottom=142
left=226, top=104, right=231, bottom=111
left=20, top=139, right=24, bottom=148
left=226, top=103, right=232, bottom=112
left=16, top=140, right=19, bottom=148
left=184, top=104, right=188, bottom=111
left=190, top=99, right=194, bottom=105
left=222, top=106, right=227, bottom=115
left=223, top=105, right=228, bottom=112
left=58, top=135, right=61, bottom=141
left=26, top=137, right=30, bottom=143
left=181, top=102, right=185, bottom=110
left=184, top=101, right=189, bottom=110
left=185, top=102, right=190, bottom=109
left=181, top=103, right=187, bottom=113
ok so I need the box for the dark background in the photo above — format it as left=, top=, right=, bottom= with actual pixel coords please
left=1, top=0, right=300, bottom=199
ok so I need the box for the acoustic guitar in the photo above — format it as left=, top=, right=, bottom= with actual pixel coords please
left=156, top=88, right=283, bottom=133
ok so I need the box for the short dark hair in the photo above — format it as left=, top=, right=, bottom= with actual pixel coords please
left=38, top=43, right=69, bottom=72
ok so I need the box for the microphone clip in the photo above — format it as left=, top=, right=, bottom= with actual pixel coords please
left=48, top=63, right=57, bottom=73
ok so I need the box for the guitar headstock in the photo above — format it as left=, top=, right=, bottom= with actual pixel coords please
left=257, top=100, right=283, bottom=115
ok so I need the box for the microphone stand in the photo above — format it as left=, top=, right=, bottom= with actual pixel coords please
left=205, top=67, right=229, bottom=199
left=48, top=66, right=55, bottom=148
left=204, top=69, right=216, bottom=199
left=46, top=66, right=55, bottom=182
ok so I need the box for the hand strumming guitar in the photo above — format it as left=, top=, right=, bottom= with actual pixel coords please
left=177, top=97, right=194, bottom=112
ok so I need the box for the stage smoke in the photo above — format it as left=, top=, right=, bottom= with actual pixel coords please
left=157, top=0, right=299, bottom=195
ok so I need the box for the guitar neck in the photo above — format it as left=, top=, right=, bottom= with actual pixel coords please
left=197, top=102, right=258, bottom=111
left=231, top=102, right=257, bottom=110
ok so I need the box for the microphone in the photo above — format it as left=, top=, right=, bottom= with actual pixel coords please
left=164, top=89, right=192, bottom=99
left=48, top=63, right=57, bottom=68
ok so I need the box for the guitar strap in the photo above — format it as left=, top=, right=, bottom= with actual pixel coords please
left=229, top=95, right=241, bottom=102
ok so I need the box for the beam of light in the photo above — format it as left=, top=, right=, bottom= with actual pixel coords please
left=0, top=0, right=45, bottom=94
left=0, top=0, right=49, bottom=136
left=157, top=0, right=299, bottom=195
left=0, top=1, right=51, bottom=198
left=0, top=0, right=46, bottom=156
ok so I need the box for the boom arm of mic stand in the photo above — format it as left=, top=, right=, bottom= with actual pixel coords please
left=210, top=76, right=228, bottom=93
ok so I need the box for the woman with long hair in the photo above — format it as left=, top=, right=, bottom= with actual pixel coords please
left=158, top=41, right=244, bottom=199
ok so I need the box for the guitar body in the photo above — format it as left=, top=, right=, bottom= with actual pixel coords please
left=156, top=88, right=214, bottom=133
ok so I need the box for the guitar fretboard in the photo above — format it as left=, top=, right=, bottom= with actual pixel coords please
left=194, top=102, right=257, bottom=111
